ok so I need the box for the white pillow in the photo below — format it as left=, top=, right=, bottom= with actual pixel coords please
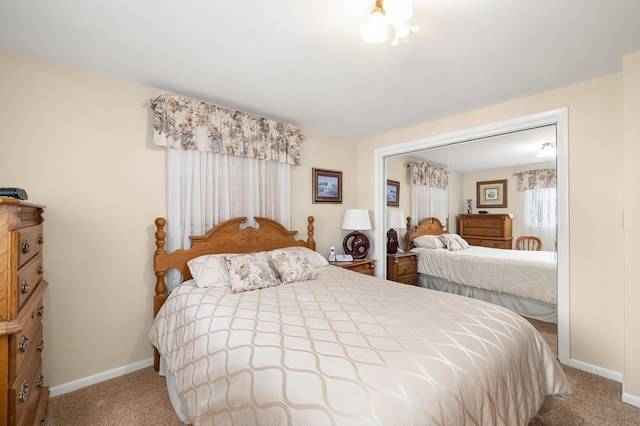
left=225, top=252, right=281, bottom=293
left=439, top=234, right=471, bottom=251
left=269, top=248, right=318, bottom=283
left=187, top=254, right=231, bottom=288
left=412, top=235, right=446, bottom=249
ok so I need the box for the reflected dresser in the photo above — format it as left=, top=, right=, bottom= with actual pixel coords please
left=0, top=198, right=48, bottom=425
left=458, top=213, right=513, bottom=249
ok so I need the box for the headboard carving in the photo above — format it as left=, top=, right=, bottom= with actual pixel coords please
left=405, top=217, right=447, bottom=247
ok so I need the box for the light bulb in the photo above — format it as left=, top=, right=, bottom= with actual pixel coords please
left=360, top=10, right=389, bottom=44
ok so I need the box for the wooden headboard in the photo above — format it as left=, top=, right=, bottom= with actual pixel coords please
left=405, top=217, right=447, bottom=247
left=152, top=216, right=316, bottom=370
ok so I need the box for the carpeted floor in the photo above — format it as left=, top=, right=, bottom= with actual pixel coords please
left=43, top=319, right=640, bottom=425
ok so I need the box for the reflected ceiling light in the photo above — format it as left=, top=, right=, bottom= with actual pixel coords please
left=361, top=0, right=419, bottom=46
left=536, top=142, right=557, bottom=158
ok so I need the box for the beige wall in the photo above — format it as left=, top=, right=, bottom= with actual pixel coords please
left=0, top=49, right=166, bottom=386
left=357, top=71, right=628, bottom=381
left=0, top=49, right=355, bottom=388
left=623, top=52, right=640, bottom=402
left=291, top=128, right=359, bottom=259
left=2, top=47, right=639, bottom=404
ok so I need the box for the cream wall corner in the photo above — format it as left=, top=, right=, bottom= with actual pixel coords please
left=623, top=51, right=640, bottom=403
left=0, top=49, right=166, bottom=387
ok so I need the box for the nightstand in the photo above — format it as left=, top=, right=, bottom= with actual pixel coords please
left=387, top=252, right=418, bottom=285
left=329, top=258, right=376, bottom=276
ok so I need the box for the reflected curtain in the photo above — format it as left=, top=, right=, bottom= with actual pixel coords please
left=408, top=162, right=448, bottom=227
left=514, top=169, right=557, bottom=250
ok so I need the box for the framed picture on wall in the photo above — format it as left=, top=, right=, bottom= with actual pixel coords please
left=313, top=168, right=342, bottom=203
left=477, top=179, right=508, bottom=208
left=386, top=180, right=400, bottom=207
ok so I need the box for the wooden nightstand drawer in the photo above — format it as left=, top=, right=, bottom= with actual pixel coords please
left=387, top=253, right=418, bottom=285
left=329, top=259, right=375, bottom=276
left=395, top=273, right=417, bottom=286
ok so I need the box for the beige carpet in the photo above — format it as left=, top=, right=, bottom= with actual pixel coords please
left=44, top=320, right=640, bottom=425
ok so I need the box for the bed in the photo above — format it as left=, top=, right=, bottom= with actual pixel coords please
left=149, top=215, right=571, bottom=425
left=406, top=217, right=558, bottom=323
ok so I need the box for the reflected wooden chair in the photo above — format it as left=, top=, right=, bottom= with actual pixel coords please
left=515, top=236, right=542, bottom=251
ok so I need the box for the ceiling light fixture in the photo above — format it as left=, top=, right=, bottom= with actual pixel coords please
left=536, top=142, right=557, bottom=158
left=360, top=0, right=419, bottom=46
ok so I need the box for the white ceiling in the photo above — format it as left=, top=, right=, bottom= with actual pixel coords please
left=1, top=1, right=640, bottom=142
left=405, top=124, right=557, bottom=173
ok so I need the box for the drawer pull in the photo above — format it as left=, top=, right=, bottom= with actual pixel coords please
left=403, top=279, right=411, bottom=284
left=403, top=266, right=410, bottom=273
left=38, top=304, right=44, bottom=316
left=38, top=264, right=44, bottom=274
left=38, top=338, right=45, bottom=352
left=20, top=279, right=30, bottom=294
left=38, top=234, right=44, bottom=244
left=37, top=375, right=45, bottom=388
left=18, top=381, right=28, bottom=403
left=22, top=239, right=30, bottom=254
left=19, top=335, right=28, bottom=352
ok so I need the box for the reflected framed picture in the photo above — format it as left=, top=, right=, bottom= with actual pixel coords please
left=477, top=179, right=507, bottom=208
left=386, top=180, right=400, bottom=207
left=313, top=168, right=342, bottom=203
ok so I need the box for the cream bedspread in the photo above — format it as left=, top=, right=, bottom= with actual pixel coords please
left=411, top=246, right=557, bottom=304
left=149, top=265, right=570, bottom=425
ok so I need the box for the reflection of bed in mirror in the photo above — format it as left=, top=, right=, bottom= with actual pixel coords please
left=406, top=217, right=558, bottom=323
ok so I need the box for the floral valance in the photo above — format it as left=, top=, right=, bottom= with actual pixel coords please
left=150, top=94, right=305, bottom=166
left=408, top=162, right=448, bottom=190
left=513, top=168, right=556, bottom=191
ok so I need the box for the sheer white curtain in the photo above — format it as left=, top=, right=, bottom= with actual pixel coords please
left=410, top=184, right=448, bottom=229
left=408, top=161, right=449, bottom=229
left=523, top=187, right=557, bottom=251
left=166, top=149, right=291, bottom=290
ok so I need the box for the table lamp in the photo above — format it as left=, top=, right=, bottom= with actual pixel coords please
left=386, top=210, right=406, bottom=254
left=342, top=209, right=372, bottom=259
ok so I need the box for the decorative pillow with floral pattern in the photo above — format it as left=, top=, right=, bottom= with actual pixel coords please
left=225, top=252, right=281, bottom=293
left=439, top=234, right=471, bottom=251
left=269, top=248, right=319, bottom=283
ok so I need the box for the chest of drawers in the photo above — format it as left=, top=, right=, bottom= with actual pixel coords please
left=0, top=198, right=49, bottom=425
left=459, top=214, right=513, bottom=249
left=387, top=252, right=418, bottom=285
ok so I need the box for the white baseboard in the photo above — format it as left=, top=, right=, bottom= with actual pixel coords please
left=567, top=358, right=623, bottom=382
left=623, top=391, right=640, bottom=408
left=49, top=357, right=154, bottom=398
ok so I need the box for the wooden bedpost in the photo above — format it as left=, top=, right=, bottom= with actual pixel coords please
left=153, top=217, right=169, bottom=371
left=405, top=217, right=412, bottom=247
left=307, top=216, right=316, bottom=251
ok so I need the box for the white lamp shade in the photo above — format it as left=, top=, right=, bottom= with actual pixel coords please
left=342, top=209, right=372, bottom=230
left=387, top=210, right=406, bottom=229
